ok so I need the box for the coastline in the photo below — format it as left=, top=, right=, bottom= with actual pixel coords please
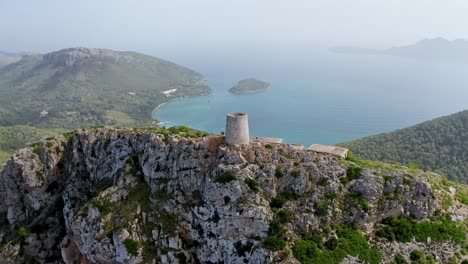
left=151, top=91, right=212, bottom=119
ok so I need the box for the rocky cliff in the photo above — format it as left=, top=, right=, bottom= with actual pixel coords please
left=0, top=128, right=466, bottom=264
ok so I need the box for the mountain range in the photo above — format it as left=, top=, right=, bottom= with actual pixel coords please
left=0, top=48, right=210, bottom=129
left=0, top=51, right=24, bottom=68
left=331, top=38, right=468, bottom=63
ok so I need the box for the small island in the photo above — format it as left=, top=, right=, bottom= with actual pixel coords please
left=229, top=78, right=271, bottom=94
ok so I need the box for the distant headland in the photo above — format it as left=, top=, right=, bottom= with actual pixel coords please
left=229, top=78, right=271, bottom=94
left=330, top=37, right=468, bottom=63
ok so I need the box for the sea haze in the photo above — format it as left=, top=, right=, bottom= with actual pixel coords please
left=153, top=48, right=468, bottom=146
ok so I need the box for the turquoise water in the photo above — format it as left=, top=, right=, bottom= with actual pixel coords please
left=154, top=50, right=468, bottom=146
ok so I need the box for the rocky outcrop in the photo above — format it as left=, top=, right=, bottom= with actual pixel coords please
left=0, top=128, right=466, bottom=263
left=42, top=48, right=136, bottom=66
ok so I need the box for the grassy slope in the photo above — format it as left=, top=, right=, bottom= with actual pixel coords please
left=0, top=49, right=210, bottom=130
left=338, top=110, right=468, bottom=183
left=0, top=125, right=65, bottom=169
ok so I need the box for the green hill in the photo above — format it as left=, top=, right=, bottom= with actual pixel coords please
left=0, top=51, right=23, bottom=68
left=338, top=110, right=468, bottom=183
left=229, top=78, right=271, bottom=94
left=0, top=48, right=210, bottom=129
left=0, top=125, right=65, bottom=169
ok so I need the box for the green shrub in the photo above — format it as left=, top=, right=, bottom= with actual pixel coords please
left=270, top=192, right=297, bottom=208
left=340, top=176, right=350, bottom=185
left=178, top=125, right=190, bottom=133
left=314, top=202, right=329, bottom=216
left=410, top=250, right=425, bottom=263
left=376, top=216, right=466, bottom=244
left=91, top=199, right=111, bottom=215
left=345, top=151, right=358, bottom=162
left=455, top=187, right=468, bottom=205
left=303, top=231, right=323, bottom=245
left=263, top=236, right=286, bottom=251
left=277, top=209, right=292, bottom=223
left=350, top=191, right=369, bottom=212
left=275, top=168, right=285, bottom=178
left=268, top=221, right=285, bottom=237
left=347, top=166, right=362, bottom=180
left=265, top=144, right=273, bottom=149
left=317, top=178, right=328, bottom=186
left=271, top=196, right=287, bottom=208
left=245, top=178, right=260, bottom=192
left=383, top=175, right=393, bottom=183
left=325, top=192, right=337, bottom=200
left=293, top=227, right=381, bottom=264
left=124, top=238, right=139, bottom=255
left=32, top=145, right=42, bottom=156
left=324, top=237, right=339, bottom=250
left=17, top=227, right=29, bottom=237
left=213, top=172, right=237, bottom=183
left=391, top=253, right=408, bottom=264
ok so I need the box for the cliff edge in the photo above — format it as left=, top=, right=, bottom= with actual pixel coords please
left=0, top=127, right=466, bottom=263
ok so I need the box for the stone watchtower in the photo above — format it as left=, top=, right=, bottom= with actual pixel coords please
left=225, top=112, right=250, bottom=145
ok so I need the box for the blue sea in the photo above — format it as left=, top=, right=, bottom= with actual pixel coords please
left=153, top=48, right=468, bottom=146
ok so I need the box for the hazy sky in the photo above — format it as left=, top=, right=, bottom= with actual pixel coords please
left=1, top=0, right=467, bottom=54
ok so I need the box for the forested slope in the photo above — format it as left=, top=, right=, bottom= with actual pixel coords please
left=338, top=110, right=468, bottom=183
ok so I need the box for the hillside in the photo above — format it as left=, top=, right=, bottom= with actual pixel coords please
left=229, top=78, right=271, bottom=94
left=0, top=51, right=23, bottom=68
left=0, top=126, right=65, bottom=170
left=0, top=127, right=466, bottom=263
left=338, top=110, right=468, bottom=183
left=331, top=38, right=468, bottom=63
left=0, top=48, right=211, bottom=129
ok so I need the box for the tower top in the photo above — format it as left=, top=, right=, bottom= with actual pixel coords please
left=225, top=112, right=250, bottom=145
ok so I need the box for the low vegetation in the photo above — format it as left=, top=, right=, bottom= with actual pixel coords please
left=275, top=167, right=285, bottom=178
left=213, top=172, right=237, bottom=184
left=244, top=178, right=260, bottom=192
left=346, top=166, right=362, bottom=180
left=263, top=236, right=286, bottom=251
left=376, top=216, right=466, bottom=244
left=17, top=227, right=29, bottom=237
left=263, top=221, right=287, bottom=251
left=270, top=192, right=297, bottom=208
left=293, top=227, right=381, bottom=264
left=91, top=199, right=112, bottom=216
left=124, top=238, right=139, bottom=255
left=0, top=125, right=65, bottom=169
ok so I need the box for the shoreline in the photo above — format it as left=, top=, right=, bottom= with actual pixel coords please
left=151, top=91, right=212, bottom=119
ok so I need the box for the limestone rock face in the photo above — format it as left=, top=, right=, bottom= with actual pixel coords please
left=43, top=48, right=136, bottom=67
left=0, top=128, right=465, bottom=263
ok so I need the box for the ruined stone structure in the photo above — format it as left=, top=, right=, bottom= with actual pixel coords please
left=225, top=112, right=250, bottom=145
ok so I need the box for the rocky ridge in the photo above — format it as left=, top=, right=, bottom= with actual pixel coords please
left=42, top=48, right=140, bottom=67
left=0, top=127, right=466, bottom=263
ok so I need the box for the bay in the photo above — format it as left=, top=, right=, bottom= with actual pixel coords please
left=153, top=49, right=468, bottom=146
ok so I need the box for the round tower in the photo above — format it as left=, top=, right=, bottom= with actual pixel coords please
left=225, top=112, right=250, bottom=145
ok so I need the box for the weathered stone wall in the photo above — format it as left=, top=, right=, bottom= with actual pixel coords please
left=225, top=112, right=250, bottom=145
